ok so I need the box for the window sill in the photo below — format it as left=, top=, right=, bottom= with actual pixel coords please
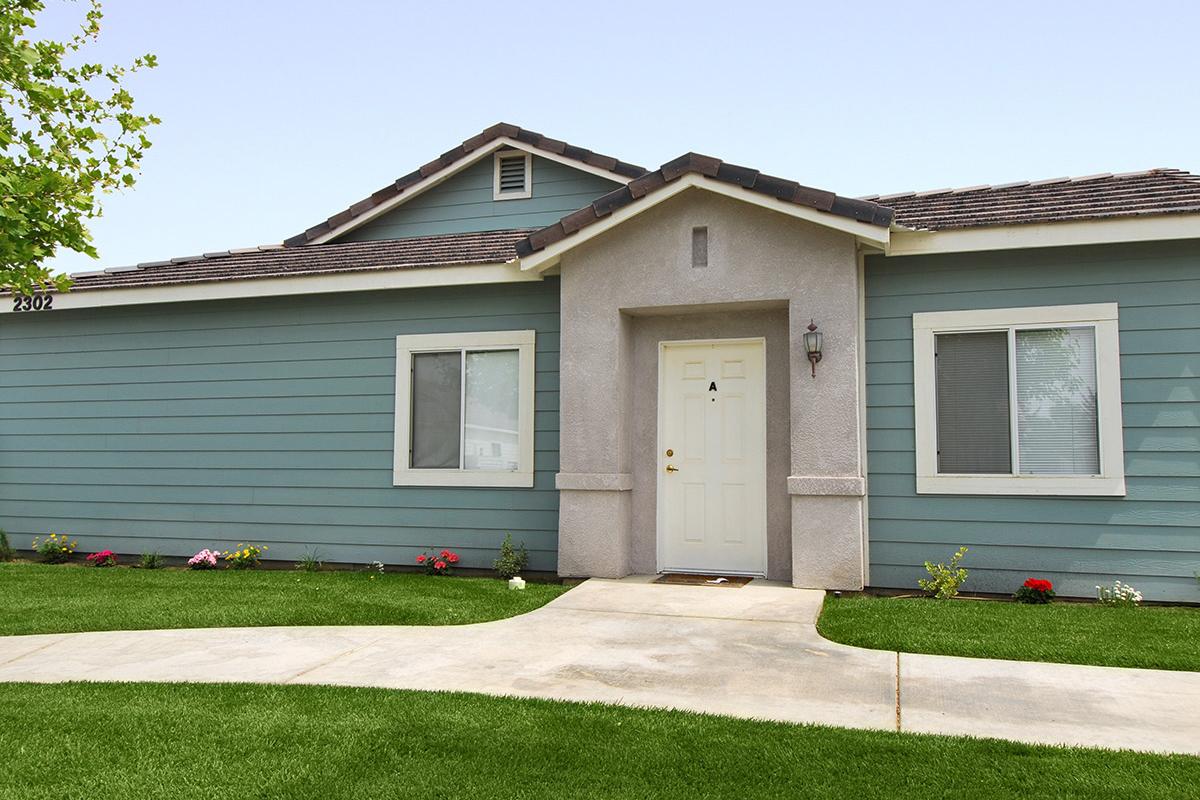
left=916, top=474, right=1126, bottom=497
left=393, top=470, right=535, bottom=488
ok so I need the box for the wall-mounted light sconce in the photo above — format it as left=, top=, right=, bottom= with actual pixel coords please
left=804, top=320, right=823, bottom=378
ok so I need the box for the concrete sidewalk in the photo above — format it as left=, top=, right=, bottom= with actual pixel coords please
left=1, top=577, right=1196, bottom=756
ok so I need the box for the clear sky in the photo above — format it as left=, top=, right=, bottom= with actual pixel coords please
left=37, top=0, right=1200, bottom=274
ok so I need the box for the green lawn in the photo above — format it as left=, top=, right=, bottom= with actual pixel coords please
left=818, top=594, right=1200, bottom=671
left=0, top=562, right=567, bottom=636
left=0, top=683, right=1194, bottom=799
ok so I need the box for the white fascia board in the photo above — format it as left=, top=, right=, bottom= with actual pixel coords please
left=519, top=174, right=892, bottom=273
left=912, top=302, right=1120, bottom=331
left=3, top=261, right=541, bottom=313
left=887, top=213, right=1200, bottom=257
left=309, top=137, right=635, bottom=245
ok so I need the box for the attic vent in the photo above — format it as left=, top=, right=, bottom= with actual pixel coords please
left=494, top=150, right=531, bottom=200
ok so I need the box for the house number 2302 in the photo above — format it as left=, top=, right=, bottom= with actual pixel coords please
left=11, top=294, right=54, bottom=312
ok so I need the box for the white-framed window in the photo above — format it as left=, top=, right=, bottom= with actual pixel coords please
left=493, top=150, right=532, bottom=200
left=394, top=330, right=536, bottom=487
left=912, top=303, right=1125, bottom=496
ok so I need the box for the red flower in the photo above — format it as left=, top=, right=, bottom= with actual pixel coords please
left=447, top=553, right=460, bottom=564
left=1023, top=578, right=1053, bottom=592
left=435, top=560, right=447, bottom=570
left=416, top=554, right=426, bottom=563
left=440, top=550, right=450, bottom=558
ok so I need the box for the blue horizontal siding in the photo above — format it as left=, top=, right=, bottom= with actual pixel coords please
left=864, top=240, right=1200, bottom=602
left=338, top=155, right=620, bottom=242
left=0, top=280, right=562, bottom=570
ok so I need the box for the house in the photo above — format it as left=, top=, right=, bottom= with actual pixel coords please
left=3, top=123, right=1198, bottom=601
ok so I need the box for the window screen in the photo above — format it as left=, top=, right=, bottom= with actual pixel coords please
left=1015, top=327, right=1099, bottom=474
left=410, top=352, right=461, bottom=469
left=935, top=331, right=1011, bottom=474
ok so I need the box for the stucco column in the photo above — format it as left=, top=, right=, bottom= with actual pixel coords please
left=555, top=277, right=634, bottom=577
left=787, top=291, right=866, bottom=590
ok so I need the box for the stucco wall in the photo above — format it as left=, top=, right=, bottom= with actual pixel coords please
left=555, top=188, right=866, bottom=587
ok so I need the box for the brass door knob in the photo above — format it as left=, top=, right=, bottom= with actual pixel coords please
left=665, top=464, right=679, bottom=473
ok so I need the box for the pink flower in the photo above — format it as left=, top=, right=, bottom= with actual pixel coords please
left=416, top=554, right=426, bottom=563
left=447, top=553, right=460, bottom=564
left=435, top=560, right=447, bottom=570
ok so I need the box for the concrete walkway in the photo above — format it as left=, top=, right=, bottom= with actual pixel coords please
left=1, top=577, right=1197, bottom=756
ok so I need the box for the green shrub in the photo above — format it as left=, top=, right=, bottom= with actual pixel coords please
left=296, top=548, right=325, bottom=573
left=1014, top=578, right=1055, bottom=604
left=32, top=533, right=77, bottom=564
left=917, top=546, right=969, bottom=600
left=139, top=551, right=164, bottom=570
left=1097, top=580, right=1143, bottom=607
left=0, top=529, right=14, bottom=561
left=222, top=543, right=266, bottom=570
left=493, top=533, right=528, bottom=580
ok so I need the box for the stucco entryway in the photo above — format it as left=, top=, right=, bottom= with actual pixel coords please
left=552, top=188, right=870, bottom=587
left=1, top=579, right=1197, bottom=756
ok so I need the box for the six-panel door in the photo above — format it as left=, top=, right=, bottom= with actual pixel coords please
left=659, top=339, right=767, bottom=575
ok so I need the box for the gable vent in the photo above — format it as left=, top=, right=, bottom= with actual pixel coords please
left=494, top=151, right=531, bottom=199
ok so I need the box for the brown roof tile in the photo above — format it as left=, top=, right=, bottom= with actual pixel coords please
left=865, top=168, right=1200, bottom=230
left=283, top=123, right=646, bottom=247
left=66, top=229, right=532, bottom=292
left=514, top=153, right=893, bottom=258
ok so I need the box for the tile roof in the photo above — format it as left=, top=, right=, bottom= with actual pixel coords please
left=865, top=168, right=1200, bottom=231
left=66, top=229, right=533, bottom=292
left=514, top=153, right=894, bottom=258
left=283, top=123, right=646, bottom=248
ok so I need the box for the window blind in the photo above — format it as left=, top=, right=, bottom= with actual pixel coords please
left=1015, top=327, right=1099, bottom=474
left=463, top=350, right=520, bottom=472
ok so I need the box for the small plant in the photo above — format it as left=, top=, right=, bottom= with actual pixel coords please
left=139, top=551, right=164, bottom=569
left=493, top=533, right=528, bottom=580
left=32, top=533, right=77, bottom=564
left=1097, top=580, right=1143, bottom=607
left=416, top=548, right=459, bottom=576
left=366, top=560, right=385, bottom=575
left=296, top=548, right=325, bottom=573
left=223, top=543, right=266, bottom=570
left=0, top=529, right=14, bottom=561
left=1014, top=577, right=1055, bottom=604
left=917, top=546, right=969, bottom=600
left=187, top=549, right=220, bottom=570
left=85, top=550, right=118, bottom=567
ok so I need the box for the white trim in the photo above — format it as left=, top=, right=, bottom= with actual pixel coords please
left=5, top=262, right=543, bottom=313
left=912, top=302, right=1126, bottom=496
left=655, top=337, right=769, bottom=577
left=309, top=136, right=633, bottom=245
left=493, top=150, right=532, bottom=201
left=393, top=329, right=536, bottom=488
left=855, top=246, right=870, bottom=586
left=888, top=213, right=1200, bottom=257
left=519, top=174, right=892, bottom=273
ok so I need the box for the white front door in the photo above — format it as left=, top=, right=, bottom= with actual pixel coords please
left=658, top=338, right=767, bottom=575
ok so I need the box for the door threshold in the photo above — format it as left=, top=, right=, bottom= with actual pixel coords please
left=654, top=573, right=756, bottom=588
